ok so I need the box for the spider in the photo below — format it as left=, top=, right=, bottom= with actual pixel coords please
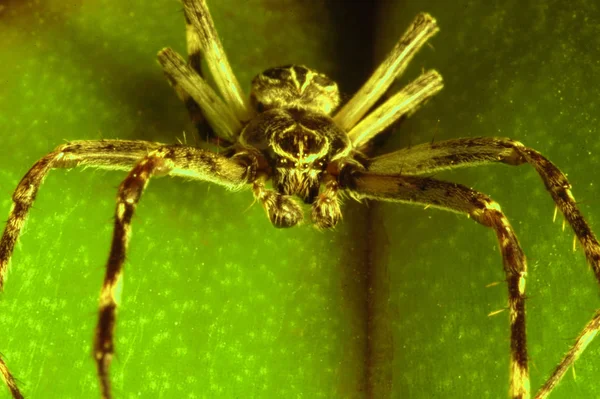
left=1, top=0, right=599, bottom=398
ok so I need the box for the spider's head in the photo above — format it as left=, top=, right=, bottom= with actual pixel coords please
left=250, top=65, right=341, bottom=115
left=264, top=108, right=350, bottom=203
left=270, top=121, right=330, bottom=203
left=241, top=98, right=350, bottom=205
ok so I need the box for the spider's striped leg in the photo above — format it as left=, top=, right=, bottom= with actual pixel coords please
left=0, top=140, right=166, bottom=398
left=94, top=145, right=254, bottom=399
left=0, top=140, right=165, bottom=290
left=366, top=137, right=526, bottom=175
left=367, top=138, right=600, bottom=394
left=0, top=355, right=22, bottom=399
left=535, top=310, right=600, bottom=399
left=163, top=65, right=220, bottom=144
left=333, top=13, right=439, bottom=133
left=347, top=70, right=443, bottom=148
left=158, top=48, right=242, bottom=142
left=345, top=172, right=531, bottom=399
left=367, top=137, right=600, bottom=285
left=181, top=0, right=253, bottom=122
left=161, top=3, right=228, bottom=145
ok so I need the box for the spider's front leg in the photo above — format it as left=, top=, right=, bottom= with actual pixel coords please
left=353, top=138, right=600, bottom=396
left=367, top=137, right=600, bottom=284
left=344, top=171, right=531, bottom=398
left=251, top=177, right=304, bottom=228
left=0, top=357, right=22, bottom=399
left=0, top=140, right=184, bottom=398
left=93, top=145, right=256, bottom=399
left=0, top=140, right=165, bottom=290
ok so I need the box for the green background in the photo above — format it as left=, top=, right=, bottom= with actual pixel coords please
left=0, top=0, right=599, bottom=398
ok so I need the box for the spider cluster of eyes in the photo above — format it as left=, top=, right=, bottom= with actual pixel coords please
left=276, top=158, right=326, bottom=169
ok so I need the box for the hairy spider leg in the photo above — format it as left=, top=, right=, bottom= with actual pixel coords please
left=159, top=48, right=241, bottom=141
left=181, top=0, right=252, bottom=123
left=535, top=310, right=600, bottom=399
left=163, top=0, right=244, bottom=145
left=348, top=70, right=443, bottom=148
left=251, top=177, right=304, bottom=228
left=0, top=140, right=165, bottom=290
left=367, top=137, right=600, bottom=285
left=162, top=9, right=213, bottom=143
left=365, top=136, right=600, bottom=396
left=0, top=140, right=166, bottom=398
left=311, top=178, right=342, bottom=229
left=346, top=172, right=530, bottom=399
left=162, top=9, right=207, bottom=132
left=93, top=145, right=252, bottom=399
left=0, top=356, right=22, bottom=399
left=367, top=136, right=527, bottom=175
left=333, top=13, right=439, bottom=133
left=0, top=140, right=253, bottom=398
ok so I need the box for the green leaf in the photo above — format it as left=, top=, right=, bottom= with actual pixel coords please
left=0, top=1, right=598, bottom=398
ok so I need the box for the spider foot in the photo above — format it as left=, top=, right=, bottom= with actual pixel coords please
left=253, top=182, right=303, bottom=228
left=265, top=193, right=303, bottom=228
left=94, top=350, right=113, bottom=399
left=94, top=301, right=117, bottom=399
left=312, top=193, right=341, bottom=229
left=311, top=180, right=341, bottom=229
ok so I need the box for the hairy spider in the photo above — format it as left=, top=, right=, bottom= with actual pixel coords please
left=1, top=0, right=600, bottom=398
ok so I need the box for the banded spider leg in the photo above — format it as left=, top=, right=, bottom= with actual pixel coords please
left=346, top=137, right=600, bottom=397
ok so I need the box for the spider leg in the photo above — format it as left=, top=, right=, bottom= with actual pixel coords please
left=0, top=140, right=166, bottom=290
left=367, top=137, right=526, bottom=175
left=534, top=310, right=600, bottom=399
left=368, top=137, right=600, bottom=285
left=348, top=70, right=443, bottom=148
left=161, top=29, right=207, bottom=137
left=177, top=0, right=206, bottom=126
left=333, top=13, right=439, bottom=132
left=0, top=140, right=164, bottom=398
left=311, top=177, right=342, bottom=229
left=345, top=172, right=530, bottom=399
left=0, top=140, right=254, bottom=398
left=163, top=61, right=221, bottom=145
left=366, top=138, right=600, bottom=396
left=158, top=48, right=242, bottom=142
left=251, top=177, right=303, bottom=228
left=91, top=145, right=254, bottom=398
left=0, top=139, right=252, bottom=285
left=161, top=1, right=232, bottom=146
left=181, top=0, right=253, bottom=123
left=0, top=355, right=22, bottom=399
left=251, top=173, right=344, bottom=230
